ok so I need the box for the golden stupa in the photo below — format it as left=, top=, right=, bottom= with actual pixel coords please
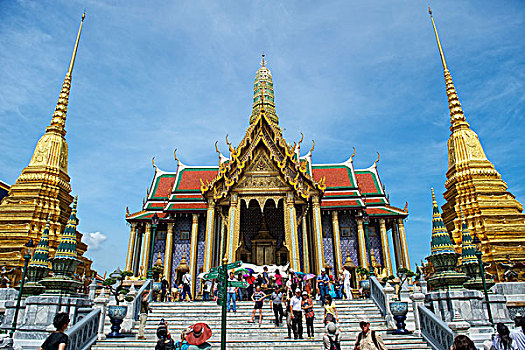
left=0, top=13, right=92, bottom=284
left=430, top=8, right=525, bottom=282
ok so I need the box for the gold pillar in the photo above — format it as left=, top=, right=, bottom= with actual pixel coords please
left=331, top=211, right=343, bottom=275
left=302, top=215, right=310, bottom=273
left=164, top=222, right=175, bottom=281
left=140, top=223, right=152, bottom=277
left=398, top=218, right=411, bottom=270
left=203, top=200, right=216, bottom=272
left=284, top=194, right=300, bottom=272
left=125, top=222, right=137, bottom=272
left=225, top=194, right=240, bottom=263
left=357, top=219, right=368, bottom=268
left=189, top=214, right=199, bottom=297
left=312, top=196, right=325, bottom=274
left=379, top=219, right=393, bottom=276
left=132, top=225, right=142, bottom=276
left=391, top=221, right=402, bottom=269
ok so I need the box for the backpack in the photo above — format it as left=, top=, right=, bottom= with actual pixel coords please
left=356, top=330, right=379, bottom=349
left=329, top=334, right=341, bottom=350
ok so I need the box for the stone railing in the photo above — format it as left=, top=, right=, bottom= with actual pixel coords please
left=66, top=308, right=101, bottom=350
left=370, top=276, right=386, bottom=316
left=130, top=279, right=152, bottom=321
left=418, top=304, right=454, bottom=350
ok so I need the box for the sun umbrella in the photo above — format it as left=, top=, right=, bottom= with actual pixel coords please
left=305, top=273, right=316, bottom=280
left=235, top=268, right=250, bottom=275
left=294, top=271, right=306, bottom=276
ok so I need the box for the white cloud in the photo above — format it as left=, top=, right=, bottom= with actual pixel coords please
left=82, top=232, right=108, bottom=251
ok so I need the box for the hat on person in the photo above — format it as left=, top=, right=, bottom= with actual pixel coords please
left=359, top=316, right=370, bottom=326
left=326, top=322, right=337, bottom=335
left=186, top=322, right=212, bottom=345
left=302, top=291, right=308, bottom=296
left=295, top=288, right=301, bottom=293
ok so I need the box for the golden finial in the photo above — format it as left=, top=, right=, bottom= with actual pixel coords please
left=173, top=149, right=179, bottom=166
left=373, top=152, right=380, bottom=167
left=225, top=134, right=235, bottom=154
left=47, top=11, right=86, bottom=136
left=260, top=52, right=266, bottom=67
left=428, top=7, right=467, bottom=128
left=126, top=206, right=130, bottom=217
left=350, top=147, right=356, bottom=162
left=309, top=140, right=315, bottom=154
left=297, top=132, right=304, bottom=149
left=428, top=6, right=447, bottom=71
left=404, top=201, right=408, bottom=212
left=151, top=156, right=157, bottom=171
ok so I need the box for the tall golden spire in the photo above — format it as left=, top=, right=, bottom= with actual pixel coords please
left=428, top=7, right=467, bottom=131
left=46, top=12, right=85, bottom=136
left=0, top=12, right=93, bottom=285
left=430, top=7, right=525, bottom=282
left=250, top=53, right=279, bottom=125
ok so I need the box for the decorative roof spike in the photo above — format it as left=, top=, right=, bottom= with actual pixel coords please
left=152, top=157, right=157, bottom=171
left=54, top=196, right=79, bottom=260
left=29, top=215, right=52, bottom=269
left=46, top=12, right=86, bottom=137
left=373, top=152, right=380, bottom=167
left=460, top=210, right=477, bottom=264
left=428, top=7, right=468, bottom=130
left=430, top=188, right=455, bottom=254
left=250, top=55, right=278, bottom=125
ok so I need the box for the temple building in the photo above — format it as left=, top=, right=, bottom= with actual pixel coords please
left=429, top=8, right=525, bottom=281
left=0, top=14, right=92, bottom=283
left=0, top=181, right=9, bottom=203
left=125, top=57, right=411, bottom=295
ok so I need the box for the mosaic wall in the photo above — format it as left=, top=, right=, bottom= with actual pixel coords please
left=170, top=216, right=192, bottom=285
left=339, top=212, right=358, bottom=266
left=368, top=223, right=384, bottom=268
left=297, top=224, right=304, bottom=271
left=196, top=215, right=206, bottom=290
left=321, top=213, right=335, bottom=270
left=152, top=230, right=167, bottom=265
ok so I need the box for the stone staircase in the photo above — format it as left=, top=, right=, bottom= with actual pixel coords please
left=92, top=299, right=432, bottom=350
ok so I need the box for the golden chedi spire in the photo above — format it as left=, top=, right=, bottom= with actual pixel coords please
left=429, top=8, right=525, bottom=281
left=250, top=53, right=279, bottom=125
left=0, top=13, right=92, bottom=285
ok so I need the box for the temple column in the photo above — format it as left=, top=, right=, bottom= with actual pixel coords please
left=164, top=222, right=175, bottom=281
left=284, top=193, right=300, bottom=272
left=132, top=226, right=142, bottom=276
left=203, top=200, right=216, bottom=273
left=331, top=211, right=343, bottom=275
left=189, top=214, right=199, bottom=298
left=125, top=222, right=137, bottom=272
left=225, top=194, right=240, bottom=263
left=357, top=219, right=368, bottom=268
left=379, top=219, right=393, bottom=276
left=140, top=223, right=152, bottom=278
left=312, top=196, right=325, bottom=274
left=398, top=218, right=411, bottom=270
left=302, top=215, right=310, bottom=273
left=391, top=221, right=402, bottom=269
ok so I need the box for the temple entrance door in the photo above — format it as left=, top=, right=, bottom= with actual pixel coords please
left=252, top=214, right=276, bottom=265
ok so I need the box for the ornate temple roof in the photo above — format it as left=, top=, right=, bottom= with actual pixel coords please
left=126, top=59, right=408, bottom=221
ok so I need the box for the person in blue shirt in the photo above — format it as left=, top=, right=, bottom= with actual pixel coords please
left=317, top=270, right=330, bottom=306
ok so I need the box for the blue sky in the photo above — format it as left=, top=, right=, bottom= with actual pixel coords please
left=1, top=0, right=524, bottom=274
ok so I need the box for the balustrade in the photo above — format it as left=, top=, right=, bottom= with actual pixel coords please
left=418, top=304, right=454, bottom=350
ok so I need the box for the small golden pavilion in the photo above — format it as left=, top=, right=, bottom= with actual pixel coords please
left=125, top=57, right=410, bottom=295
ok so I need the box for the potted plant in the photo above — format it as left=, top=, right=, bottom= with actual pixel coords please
left=389, top=267, right=416, bottom=334
left=103, top=268, right=134, bottom=338
left=356, top=266, right=371, bottom=296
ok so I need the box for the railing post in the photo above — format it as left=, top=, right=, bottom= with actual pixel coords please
left=384, top=282, right=396, bottom=329
left=121, top=282, right=138, bottom=333
left=410, top=283, right=425, bottom=336
left=93, top=288, right=109, bottom=340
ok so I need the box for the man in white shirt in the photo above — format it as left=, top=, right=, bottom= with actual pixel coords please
left=343, top=267, right=352, bottom=300
left=182, top=271, right=192, bottom=301
left=290, top=288, right=303, bottom=339
left=227, top=272, right=238, bottom=312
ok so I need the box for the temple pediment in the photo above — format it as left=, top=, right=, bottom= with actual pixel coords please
left=201, top=109, right=325, bottom=202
